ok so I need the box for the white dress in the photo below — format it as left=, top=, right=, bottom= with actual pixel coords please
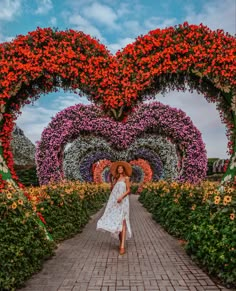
left=96, top=178, right=132, bottom=240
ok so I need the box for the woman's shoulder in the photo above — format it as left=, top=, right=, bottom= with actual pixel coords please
left=124, top=176, right=130, bottom=181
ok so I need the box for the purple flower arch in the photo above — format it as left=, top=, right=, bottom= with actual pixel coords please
left=79, top=151, right=114, bottom=182
left=36, top=102, right=207, bottom=184
left=127, top=147, right=163, bottom=181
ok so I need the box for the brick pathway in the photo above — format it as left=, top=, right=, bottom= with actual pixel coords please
left=19, top=195, right=232, bottom=291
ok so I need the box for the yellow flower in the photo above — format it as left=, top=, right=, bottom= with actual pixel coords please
left=223, top=196, right=232, bottom=205
left=7, top=193, right=12, bottom=199
left=214, top=196, right=221, bottom=204
left=230, top=213, right=235, bottom=221
left=18, top=199, right=24, bottom=205
left=11, top=202, right=17, bottom=209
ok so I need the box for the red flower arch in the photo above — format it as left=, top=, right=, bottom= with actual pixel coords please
left=0, top=23, right=235, bottom=188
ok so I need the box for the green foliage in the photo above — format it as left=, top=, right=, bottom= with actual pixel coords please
left=139, top=181, right=236, bottom=288
left=130, top=183, right=139, bottom=194
left=14, top=166, right=39, bottom=187
left=207, top=158, right=219, bottom=176
left=0, top=189, right=55, bottom=291
left=37, top=184, right=109, bottom=241
left=0, top=182, right=110, bottom=290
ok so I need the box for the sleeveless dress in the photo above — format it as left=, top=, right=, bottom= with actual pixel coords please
left=96, top=178, right=132, bottom=240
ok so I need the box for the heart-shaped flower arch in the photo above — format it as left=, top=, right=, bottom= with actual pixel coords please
left=0, top=23, right=235, bottom=188
left=63, top=135, right=177, bottom=181
left=36, top=102, right=207, bottom=184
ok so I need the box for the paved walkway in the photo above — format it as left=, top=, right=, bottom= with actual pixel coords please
left=19, top=195, right=231, bottom=291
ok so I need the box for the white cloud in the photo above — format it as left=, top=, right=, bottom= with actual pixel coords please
left=0, top=0, right=22, bottom=21
left=185, top=0, right=235, bottom=35
left=152, top=90, right=229, bottom=159
left=108, top=37, right=134, bottom=54
left=35, top=0, right=53, bottom=15
left=50, top=16, right=57, bottom=26
left=53, top=94, right=90, bottom=110
left=0, top=32, right=14, bottom=43
left=16, top=94, right=91, bottom=144
left=144, top=17, right=177, bottom=30
left=16, top=105, right=57, bottom=144
left=116, top=2, right=130, bottom=17
left=123, top=20, right=143, bottom=36
left=83, top=2, right=119, bottom=29
left=68, top=14, right=105, bottom=41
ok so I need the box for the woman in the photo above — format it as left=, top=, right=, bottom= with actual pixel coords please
left=96, top=161, right=132, bottom=255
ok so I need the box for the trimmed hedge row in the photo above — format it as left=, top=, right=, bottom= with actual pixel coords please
left=138, top=181, right=236, bottom=288
left=0, top=181, right=110, bottom=290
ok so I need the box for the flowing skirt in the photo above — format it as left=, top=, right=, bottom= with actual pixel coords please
left=96, top=181, right=132, bottom=240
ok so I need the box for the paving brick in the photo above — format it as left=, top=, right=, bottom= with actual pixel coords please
left=17, top=195, right=228, bottom=291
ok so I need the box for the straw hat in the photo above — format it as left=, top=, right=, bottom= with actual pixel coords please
left=110, top=161, right=132, bottom=177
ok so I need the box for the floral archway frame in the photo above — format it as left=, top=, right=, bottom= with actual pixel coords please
left=0, top=23, right=235, bottom=188
left=63, top=135, right=177, bottom=181
left=36, top=102, right=207, bottom=184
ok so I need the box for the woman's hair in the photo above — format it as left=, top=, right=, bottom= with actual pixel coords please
left=115, top=165, right=128, bottom=180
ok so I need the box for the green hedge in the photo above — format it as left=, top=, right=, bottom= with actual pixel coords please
left=0, top=182, right=110, bottom=290
left=139, top=181, right=236, bottom=288
left=36, top=183, right=109, bottom=241
left=0, top=187, right=55, bottom=291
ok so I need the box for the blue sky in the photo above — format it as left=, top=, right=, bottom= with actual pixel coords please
left=0, top=0, right=235, bottom=158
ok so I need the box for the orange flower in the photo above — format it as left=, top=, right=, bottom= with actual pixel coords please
left=214, top=196, right=221, bottom=204
left=18, top=199, right=24, bottom=205
left=11, top=202, right=17, bottom=209
left=230, top=213, right=235, bottom=220
left=223, top=195, right=232, bottom=205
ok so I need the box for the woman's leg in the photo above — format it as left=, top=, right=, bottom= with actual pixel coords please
left=120, top=219, right=126, bottom=249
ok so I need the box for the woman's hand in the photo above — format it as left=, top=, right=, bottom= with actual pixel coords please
left=117, top=196, right=123, bottom=203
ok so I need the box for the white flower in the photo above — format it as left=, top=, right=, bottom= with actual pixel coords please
left=223, top=174, right=232, bottom=182
left=230, top=155, right=236, bottom=170
left=2, top=165, right=8, bottom=173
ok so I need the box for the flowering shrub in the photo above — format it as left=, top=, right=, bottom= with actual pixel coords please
left=139, top=181, right=236, bottom=287
left=36, top=102, right=207, bottom=184
left=0, top=23, right=235, bottom=189
left=0, top=180, right=110, bottom=290
left=26, top=181, right=110, bottom=241
left=0, top=182, right=55, bottom=290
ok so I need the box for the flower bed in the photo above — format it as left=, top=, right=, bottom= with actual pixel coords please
left=26, top=181, right=110, bottom=241
left=139, top=181, right=236, bottom=287
left=0, top=181, right=110, bottom=290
